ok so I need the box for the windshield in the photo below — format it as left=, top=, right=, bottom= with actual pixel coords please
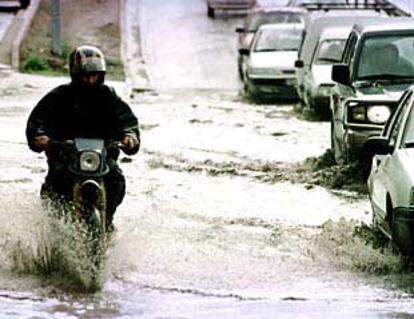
left=246, top=12, right=304, bottom=31
left=357, top=34, right=414, bottom=81
left=253, top=28, right=302, bottom=52
left=314, top=39, right=346, bottom=65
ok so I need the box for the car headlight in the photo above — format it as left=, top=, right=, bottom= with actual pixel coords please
left=351, top=106, right=367, bottom=122
left=367, top=105, right=391, bottom=124
left=349, top=104, right=391, bottom=124
left=80, top=151, right=101, bottom=172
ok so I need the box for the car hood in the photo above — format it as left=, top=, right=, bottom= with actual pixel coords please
left=354, top=83, right=410, bottom=101
left=249, top=51, right=297, bottom=69
left=311, top=65, right=334, bottom=86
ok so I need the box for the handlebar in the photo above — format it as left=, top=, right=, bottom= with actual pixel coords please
left=47, top=139, right=123, bottom=151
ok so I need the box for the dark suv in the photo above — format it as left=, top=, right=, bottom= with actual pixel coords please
left=330, top=18, right=414, bottom=164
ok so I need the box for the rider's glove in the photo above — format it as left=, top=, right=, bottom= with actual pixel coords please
left=33, top=135, right=50, bottom=152
left=121, top=133, right=139, bottom=155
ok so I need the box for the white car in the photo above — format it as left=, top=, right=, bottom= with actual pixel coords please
left=240, top=23, right=303, bottom=99
left=235, top=6, right=306, bottom=79
left=365, top=86, right=414, bottom=254
left=299, top=26, right=349, bottom=118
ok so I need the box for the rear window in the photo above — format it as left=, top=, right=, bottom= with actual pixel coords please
left=254, top=28, right=303, bottom=51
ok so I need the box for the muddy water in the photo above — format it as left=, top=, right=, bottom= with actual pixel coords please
left=1, top=0, right=414, bottom=317
left=0, top=86, right=414, bottom=318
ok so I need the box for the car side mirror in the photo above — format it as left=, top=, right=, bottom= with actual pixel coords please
left=332, top=64, right=350, bottom=86
left=239, top=48, right=250, bottom=56
left=236, top=27, right=245, bottom=33
left=295, top=60, right=304, bottom=68
left=363, top=136, right=392, bottom=156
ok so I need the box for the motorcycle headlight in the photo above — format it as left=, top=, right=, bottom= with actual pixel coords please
left=80, top=151, right=101, bottom=172
left=367, top=105, right=391, bottom=124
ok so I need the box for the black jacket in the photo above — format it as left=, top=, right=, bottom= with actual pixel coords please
left=26, top=82, right=140, bottom=158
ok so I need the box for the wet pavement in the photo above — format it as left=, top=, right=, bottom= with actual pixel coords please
left=1, top=0, right=414, bottom=318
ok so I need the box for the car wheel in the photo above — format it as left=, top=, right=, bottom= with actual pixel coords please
left=314, top=101, right=331, bottom=121
left=207, top=6, right=215, bottom=18
left=389, top=198, right=414, bottom=255
left=330, top=118, right=344, bottom=165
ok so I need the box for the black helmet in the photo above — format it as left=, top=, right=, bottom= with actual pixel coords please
left=69, top=45, right=106, bottom=77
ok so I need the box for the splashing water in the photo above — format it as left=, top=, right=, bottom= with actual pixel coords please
left=0, top=189, right=106, bottom=292
left=309, top=218, right=410, bottom=275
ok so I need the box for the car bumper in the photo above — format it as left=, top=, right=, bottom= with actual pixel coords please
left=344, top=127, right=382, bottom=153
left=208, top=2, right=254, bottom=10
left=247, top=78, right=298, bottom=98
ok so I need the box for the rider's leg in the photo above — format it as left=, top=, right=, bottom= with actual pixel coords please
left=104, top=165, right=126, bottom=230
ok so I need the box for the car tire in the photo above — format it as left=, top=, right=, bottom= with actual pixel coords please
left=207, top=6, right=215, bottom=18
left=387, top=209, right=414, bottom=256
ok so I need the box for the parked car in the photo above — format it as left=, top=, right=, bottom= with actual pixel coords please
left=207, top=0, right=256, bottom=17
left=330, top=18, right=414, bottom=164
left=295, top=13, right=387, bottom=109
left=365, top=86, right=414, bottom=254
left=0, top=0, right=30, bottom=9
left=239, top=23, right=303, bottom=98
left=295, top=26, right=349, bottom=118
left=235, top=6, right=306, bottom=79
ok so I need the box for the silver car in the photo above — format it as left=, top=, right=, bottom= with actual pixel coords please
left=298, top=26, right=349, bottom=118
left=365, top=86, right=414, bottom=254
left=240, top=23, right=303, bottom=98
left=235, top=6, right=306, bottom=79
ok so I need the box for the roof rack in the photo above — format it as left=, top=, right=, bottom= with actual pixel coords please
left=300, top=0, right=410, bottom=16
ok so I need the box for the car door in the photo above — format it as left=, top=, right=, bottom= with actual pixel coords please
left=369, top=93, right=413, bottom=217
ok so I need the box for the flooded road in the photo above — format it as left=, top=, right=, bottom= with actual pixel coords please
left=1, top=0, right=414, bottom=318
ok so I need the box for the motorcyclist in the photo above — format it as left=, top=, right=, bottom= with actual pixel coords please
left=25, top=45, right=140, bottom=230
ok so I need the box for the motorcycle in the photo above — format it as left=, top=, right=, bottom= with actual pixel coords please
left=42, top=138, right=121, bottom=271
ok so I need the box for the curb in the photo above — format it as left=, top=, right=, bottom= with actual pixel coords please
left=11, top=0, right=41, bottom=70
